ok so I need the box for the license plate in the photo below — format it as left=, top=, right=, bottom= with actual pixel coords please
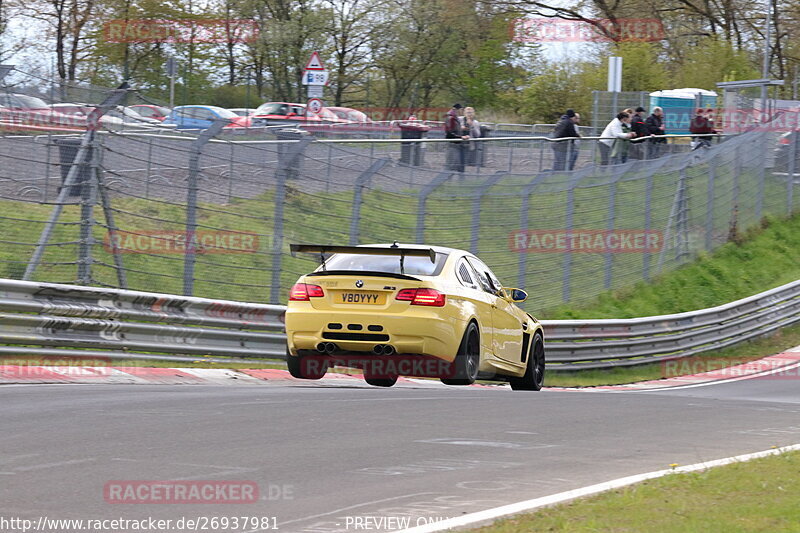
left=336, top=291, right=385, bottom=305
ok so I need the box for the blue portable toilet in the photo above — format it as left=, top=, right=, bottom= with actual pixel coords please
left=649, top=88, right=718, bottom=134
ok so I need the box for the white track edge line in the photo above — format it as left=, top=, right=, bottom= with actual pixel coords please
left=397, top=443, right=800, bottom=533
left=623, top=360, right=800, bottom=392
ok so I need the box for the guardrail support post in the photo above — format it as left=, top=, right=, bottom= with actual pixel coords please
left=349, top=158, right=391, bottom=245
left=183, top=119, right=228, bottom=296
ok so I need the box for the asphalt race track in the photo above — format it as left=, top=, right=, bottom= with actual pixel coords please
left=2, top=375, right=800, bottom=532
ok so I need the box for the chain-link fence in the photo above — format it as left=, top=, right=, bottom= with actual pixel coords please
left=0, top=80, right=797, bottom=315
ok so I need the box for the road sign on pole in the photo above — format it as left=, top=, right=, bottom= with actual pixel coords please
left=302, top=70, right=329, bottom=85
left=307, top=85, right=324, bottom=99
left=306, top=98, right=324, bottom=117
left=305, top=51, right=326, bottom=71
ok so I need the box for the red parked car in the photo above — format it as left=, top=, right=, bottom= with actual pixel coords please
left=129, top=104, right=172, bottom=121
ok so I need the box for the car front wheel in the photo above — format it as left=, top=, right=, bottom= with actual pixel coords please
left=510, top=332, right=545, bottom=391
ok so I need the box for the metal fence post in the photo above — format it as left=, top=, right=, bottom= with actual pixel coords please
left=23, top=83, right=130, bottom=281
left=77, top=137, right=99, bottom=284
left=517, top=173, right=549, bottom=289
left=592, top=91, right=600, bottom=135
left=349, top=158, right=391, bottom=245
left=603, top=175, right=619, bottom=289
left=561, top=172, right=586, bottom=303
left=789, top=131, right=798, bottom=215
left=756, top=132, right=766, bottom=220
left=416, top=172, right=454, bottom=243
left=469, top=172, right=506, bottom=254
left=145, top=136, right=153, bottom=199
left=643, top=168, right=654, bottom=281
left=183, top=120, right=227, bottom=296
left=705, top=158, right=717, bottom=251
left=269, top=130, right=313, bottom=304
left=95, top=159, right=128, bottom=289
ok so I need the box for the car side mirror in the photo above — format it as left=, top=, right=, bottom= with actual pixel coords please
left=503, top=288, right=527, bottom=303
left=286, top=112, right=297, bottom=117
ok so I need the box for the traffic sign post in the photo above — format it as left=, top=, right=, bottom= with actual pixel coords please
left=305, top=51, right=326, bottom=70
left=306, top=98, right=324, bottom=117
left=303, top=51, right=328, bottom=104
left=302, top=70, right=329, bottom=85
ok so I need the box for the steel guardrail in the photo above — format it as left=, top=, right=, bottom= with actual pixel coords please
left=1, top=278, right=798, bottom=370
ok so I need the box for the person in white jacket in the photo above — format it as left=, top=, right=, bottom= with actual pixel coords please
left=599, top=112, right=635, bottom=165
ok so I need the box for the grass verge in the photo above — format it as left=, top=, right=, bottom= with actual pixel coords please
left=472, top=449, right=800, bottom=533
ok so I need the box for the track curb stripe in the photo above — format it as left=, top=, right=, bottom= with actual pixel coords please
left=396, top=443, right=800, bottom=533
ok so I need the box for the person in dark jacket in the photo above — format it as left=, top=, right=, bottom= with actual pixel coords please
left=445, top=103, right=468, bottom=171
left=552, top=109, right=581, bottom=170
left=645, top=107, right=666, bottom=159
left=690, top=108, right=716, bottom=148
left=629, top=106, right=649, bottom=159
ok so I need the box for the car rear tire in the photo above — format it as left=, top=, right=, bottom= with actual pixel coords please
left=364, top=376, right=398, bottom=387
left=441, top=322, right=480, bottom=386
left=510, top=332, right=545, bottom=391
left=286, top=348, right=327, bottom=380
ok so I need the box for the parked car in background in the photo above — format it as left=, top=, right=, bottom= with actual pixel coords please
left=326, top=106, right=372, bottom=123
left=49, top=103, right=122, bottom=128
left=162, top=105, right=252, bottom=130
left=49, top=104, right=166, bottom=129
left=250, top=102, right=341, bottom=127
left=129, top=104, right=171, bottom=121
left=774, top=129, right=800, bottom=173
left=228, top=108, right=257, bottom=117
left=0, top=94, right=83, bottom=129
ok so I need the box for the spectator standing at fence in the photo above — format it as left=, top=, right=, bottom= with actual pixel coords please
left=690, top=108, right=716, bottom=148
left=645, top=106, right=666, bottom=158
left=629, top=107, right=648, bottom=160
left=445, top=103, right=468, bottom=172
left=463, top=106, right=482, bottom=166
left=551, top=109, right=581, bottom=171
left=611, top=113, right=633, bottom=164
left=599, top=112, right=634, bottom=165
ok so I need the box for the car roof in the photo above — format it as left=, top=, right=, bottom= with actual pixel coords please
left=174, top=105, right=226, bottom=111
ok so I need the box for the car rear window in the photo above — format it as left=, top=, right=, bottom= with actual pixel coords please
left=321, top=252, right=448, bottom=276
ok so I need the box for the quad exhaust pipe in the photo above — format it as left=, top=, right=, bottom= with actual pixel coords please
left=372, top=344, right=395, bottom=355
left=316, top=342, right=338, bottom=354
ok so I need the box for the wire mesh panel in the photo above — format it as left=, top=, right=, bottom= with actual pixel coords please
left=1, top=72, right=797, bottom=315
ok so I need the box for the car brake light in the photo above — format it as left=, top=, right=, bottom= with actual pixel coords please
left=395, top=288, right=446, bottom=307
left=289, top=283, right=324, bottom=301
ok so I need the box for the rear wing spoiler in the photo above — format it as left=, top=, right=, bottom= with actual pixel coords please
left=290, top=244, right=437, bottom=274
